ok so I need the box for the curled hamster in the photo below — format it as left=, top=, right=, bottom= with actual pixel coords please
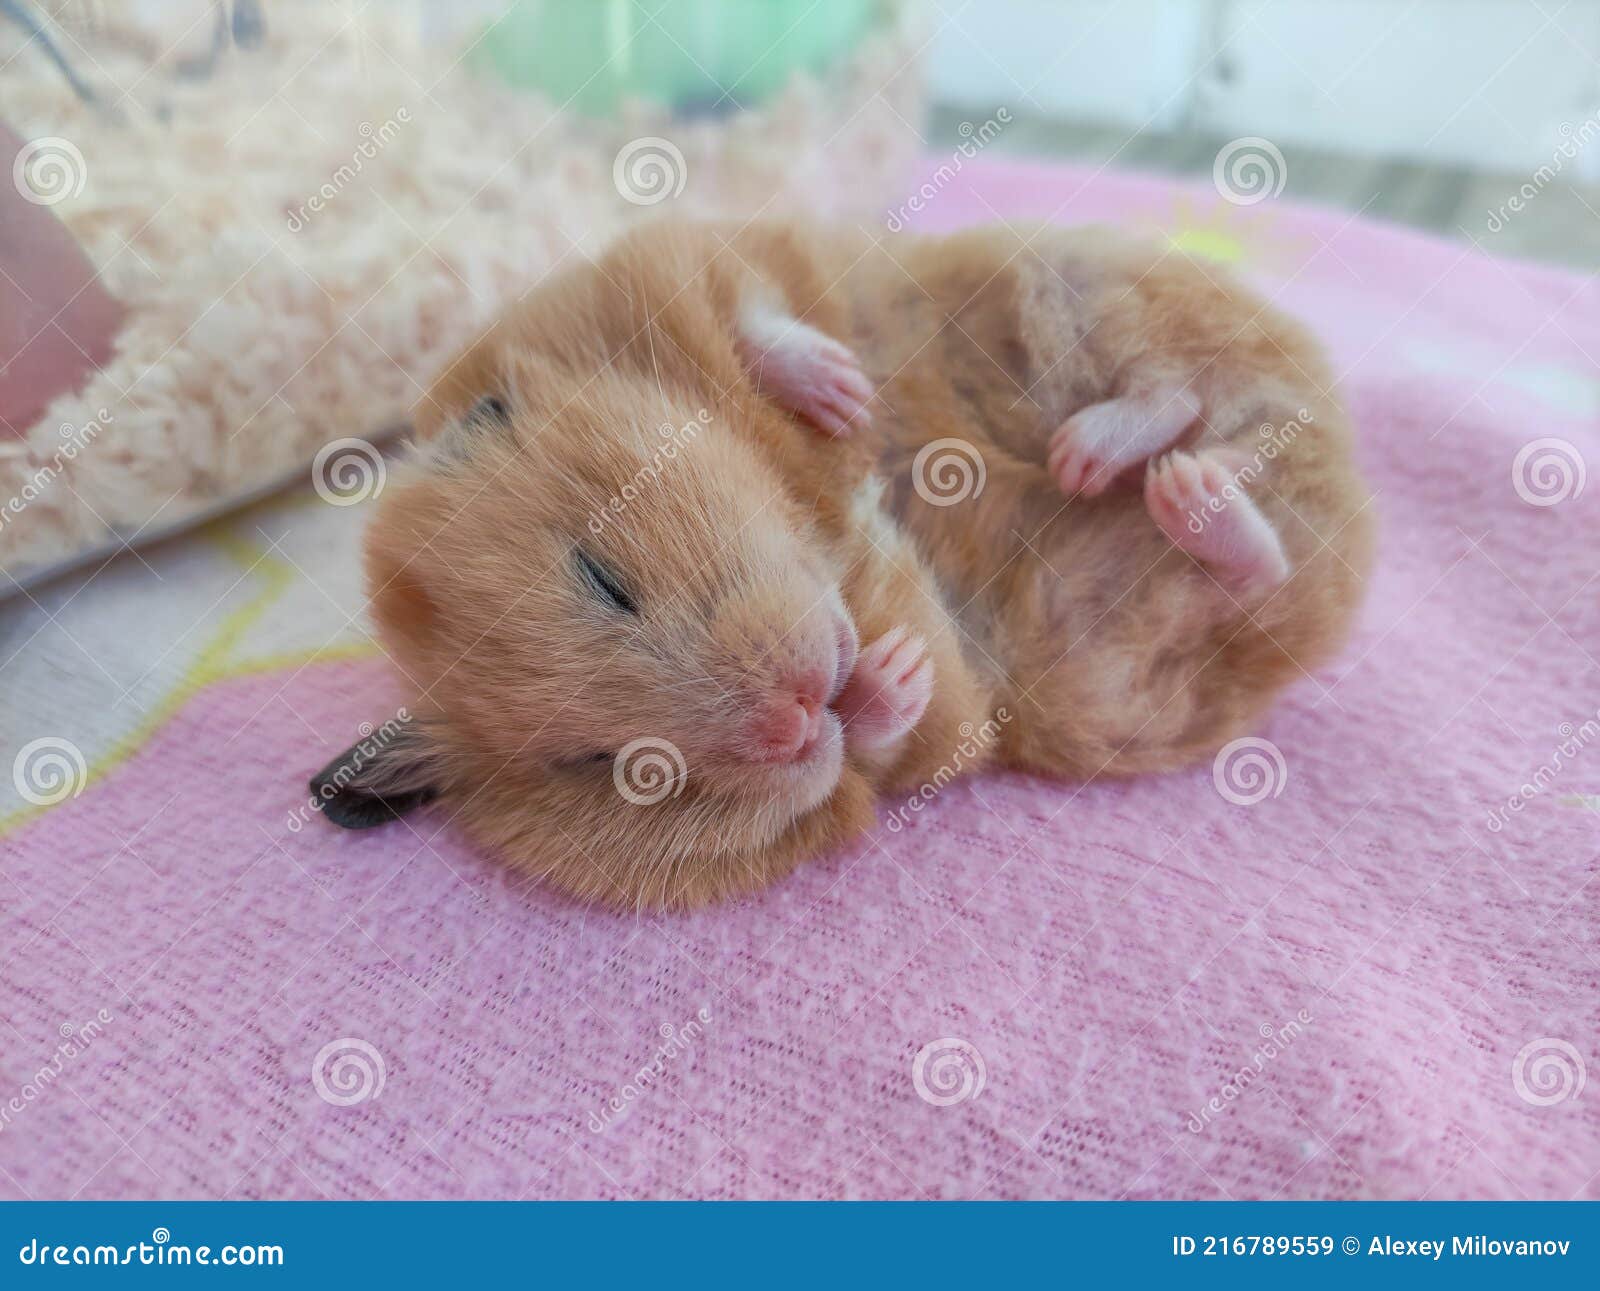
left=312, top=220, right=1373, bottom=908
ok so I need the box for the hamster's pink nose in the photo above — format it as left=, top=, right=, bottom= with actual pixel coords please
left=790, top=665, right=831, bottom=709
left=744, top=692, right=824, bottom=764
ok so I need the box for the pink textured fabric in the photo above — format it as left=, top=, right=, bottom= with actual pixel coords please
left=2, top=158, right=1597, bottom=1200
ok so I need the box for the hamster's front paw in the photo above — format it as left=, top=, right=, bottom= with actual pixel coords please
left=835, top=625, right=934, bottom=752
left=737, top=308, right=874, bottom=436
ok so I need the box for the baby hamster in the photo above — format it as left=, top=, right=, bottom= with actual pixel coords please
left=311, top=219, right=1373, bottom=908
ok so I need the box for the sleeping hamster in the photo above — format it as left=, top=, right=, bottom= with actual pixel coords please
left=311, top=220, right=1373, bottom=908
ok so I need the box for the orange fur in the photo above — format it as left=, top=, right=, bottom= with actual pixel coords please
left=345, top=220, right=1373, bottom=908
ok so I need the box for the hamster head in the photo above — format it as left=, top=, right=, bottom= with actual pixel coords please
left=314, top=356, right=864, bottom=897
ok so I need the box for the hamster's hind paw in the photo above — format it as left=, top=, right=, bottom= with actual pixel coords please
left=1047, top=383, right=1200, bottom=497
left=1144, top=450, right=1290, bottom=592
left=737, top=309, right=874, bottom=436
left=835, top=625, right=934, bottom=752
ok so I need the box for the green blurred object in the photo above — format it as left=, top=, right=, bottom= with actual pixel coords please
left=471, top=0, right=878, bottom=115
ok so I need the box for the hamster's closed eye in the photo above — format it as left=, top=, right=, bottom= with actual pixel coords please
left=575, top=549, right=637, bottom=615
left=554, top=751, right=616, bottom=769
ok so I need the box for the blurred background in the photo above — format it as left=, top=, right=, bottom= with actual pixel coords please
left=926, top=0, right=1600, bottom=270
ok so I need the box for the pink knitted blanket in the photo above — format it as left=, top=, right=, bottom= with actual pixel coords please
left=2, top=157, right=1595, bottom=1199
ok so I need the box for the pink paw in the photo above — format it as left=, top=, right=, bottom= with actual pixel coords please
left=1047, top=403, right=1136, bottom=497
left=1046, top=386, right=1200, bottom=498
left=738, top=313, right=874, bottom=436
left=834, top=625, right=934, bottom=752
left=1144, top=449, right=1290, bottom=591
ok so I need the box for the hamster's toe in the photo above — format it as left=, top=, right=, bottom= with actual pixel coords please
left=836, top=626, right=934, bottom=751
left=1144, top=449, right=1290, bottom=592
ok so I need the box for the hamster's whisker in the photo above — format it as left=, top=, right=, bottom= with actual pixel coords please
left=657, top=674, right=722, bottom=693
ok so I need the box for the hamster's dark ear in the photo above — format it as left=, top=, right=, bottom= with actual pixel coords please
left=422, top=394, right=514, bottom=465
left=464, top=395, right=511, bottom=429
left=309, top=724, right=443, bottom=830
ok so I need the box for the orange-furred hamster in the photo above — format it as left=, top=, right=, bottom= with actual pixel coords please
left=311, top=220, right=1373, bottom=909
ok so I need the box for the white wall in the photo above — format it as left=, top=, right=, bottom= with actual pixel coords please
left=927, top=0, right=1600, bottom=179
